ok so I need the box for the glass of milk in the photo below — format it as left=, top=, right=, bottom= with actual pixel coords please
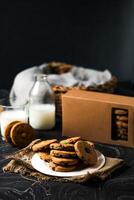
left=29, top=104, right=55, bottom=130
left=0, top=97, right=28, bottom=140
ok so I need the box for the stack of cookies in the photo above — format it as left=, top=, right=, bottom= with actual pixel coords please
left=32, top=137, right=98, bottom=172
left=112, top=108, right=128, bottom=141
left=49, top=137, right=81, bottom=172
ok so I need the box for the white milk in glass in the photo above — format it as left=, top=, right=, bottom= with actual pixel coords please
left=0, top=110, right=27, bottom=140
left=29, top=104, right=55, bottom=130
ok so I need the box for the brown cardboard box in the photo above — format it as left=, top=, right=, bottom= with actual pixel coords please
left=62, top=90, right=134, bottom=147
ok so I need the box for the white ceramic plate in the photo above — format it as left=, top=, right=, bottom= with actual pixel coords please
left=31, top=150, right=105, bottom=177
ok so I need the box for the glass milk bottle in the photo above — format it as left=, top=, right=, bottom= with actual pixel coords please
left=28, top=74, right=55, bottom=130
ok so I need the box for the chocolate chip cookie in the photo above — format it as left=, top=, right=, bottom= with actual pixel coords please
left=50, top=150, right=77, bottom=158
left=32, top=139, right=57, bottom=152
left=74, top=140, right=97, bottom=166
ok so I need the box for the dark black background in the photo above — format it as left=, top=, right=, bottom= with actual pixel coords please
left=1, top=0, right=134, bottom=89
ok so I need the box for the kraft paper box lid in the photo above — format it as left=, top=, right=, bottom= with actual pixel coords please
left=62, top=90, right=134, bottom=106
left=62, top=90, right=134, bottom=147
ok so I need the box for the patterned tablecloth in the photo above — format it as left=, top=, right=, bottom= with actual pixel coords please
left=0, top=129, right=134, bottom=200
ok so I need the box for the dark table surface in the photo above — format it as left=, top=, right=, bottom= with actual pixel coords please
left=0, top=83, right=134, bottom=200
left=0, top=127, right=134, bottom=200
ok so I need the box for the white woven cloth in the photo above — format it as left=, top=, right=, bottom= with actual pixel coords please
left=10, top=63, right=112, bottom=105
